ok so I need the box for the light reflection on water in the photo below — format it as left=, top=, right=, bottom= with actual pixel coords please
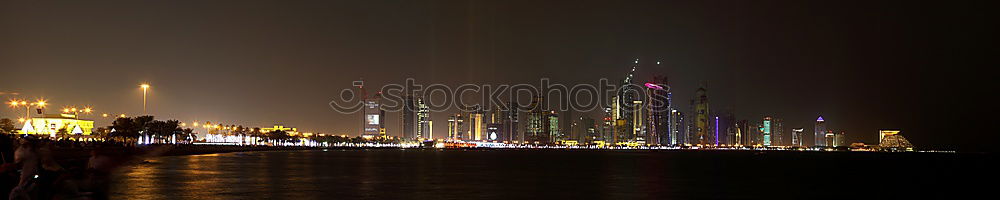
left=109, top=149, right=958, bottom=199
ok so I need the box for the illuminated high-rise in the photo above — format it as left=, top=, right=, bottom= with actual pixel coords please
left=503, top=101, right=519, bottom=142
left=615, top=60, right=639, bottom=143
left=416, top=98, right=431, bottom=139
left=824, top=130, right=835, bottom=147
left=692, top=85, right=709, bottom=145
left=486, top=104, right=504, bottom=142
left=631, top=100, right=644, bottom=144
left=771, top=117, right=784, bottom=146
left=525, top=96, right=546, bottom=143
left=361, top=93, right=384, bottom=139
left=671, top=110, right=685, bottom=145
left=547, top=111, right=560, bottom=143
left=400, top=95, right=417, bottom=140
left=601, top=107, right=615, bottom=143
left=447, top=114, right=464, bottom=140
left=762, top=116, right=773, bottom=146
left=814, top=116, right=827, bottom=147
left=791, top=128, right=805, bottom=147
left=468, top=108, right=485, bottom=141
left=735, top=120, right=751, bottom=146
left=645, top=76, right=669, bottom=146
left=833, top=131, right=847, bottom=147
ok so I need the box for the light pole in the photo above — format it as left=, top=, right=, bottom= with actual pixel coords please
left=8, top=99, right=46, bottom=120
left=140, top=83, right=150, bottom=115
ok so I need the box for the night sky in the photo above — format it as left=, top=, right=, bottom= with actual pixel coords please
left=0, top=0, right=993, bottom=151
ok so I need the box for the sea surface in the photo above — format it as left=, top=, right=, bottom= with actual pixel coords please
left=109, top=149, right=988, bottom=199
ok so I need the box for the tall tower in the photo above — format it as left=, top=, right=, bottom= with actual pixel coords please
left=616, top=59, right=639, bottom=144
left=772, top=118, right=784, bottom=146
left=692, top=85, right=710, bottom=145
left=791, top=128, right=805, bottom=147
left=504, top=101, right=519, bottom=142
left=547, top=111, right=560, bottom=143
left=645, top=76, right=669, bottom=146
left=362, top=93, right=384, bottom=139
left=447, top=114, right=464, bottom=140
left=400, top=95, right=416, bottom=140
left=416, top=98, right=431, bottom=139
left=814, top=116, right=827, bottom=147
left=671, top=110, right=686, bottom=145
left=525, top=96, right=546, bottom=143
left=468, top=108, right=485, bottom=141
left=762, top=116, right=773, bottom=146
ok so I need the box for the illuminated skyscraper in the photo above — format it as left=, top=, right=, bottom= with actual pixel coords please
left=362, top=93, right=385, bottom=139
left=602, top=107, right=615, bottom=142
left=547, top=111, right=560, bottom=143
left=762, top=116, right=773, bottom=146
left=400, top=95, right=416, bottom=140
left=834, top=131, right=847, bottom=147
left=525, top=96, right=546, bottom=143
left=416, top=98, right=431, bottom=139
left=824, top=130, right=835, bottom=147
left=631, top=100, right=644, bottom=144
left=616, top=60, right=639, bottom=143
left=671, top=110, right=686, bottom=145
left=735, top=120, right=751, bottom=146
left=486, top=104, right=504, bottom=142
left=645, top=76, right=669, bottom=146
left=692, top=85, right=710, bottom=145
left=468, top=108, right=485, bottom=141
left=503, top=101, right=519, bottom=142
left=447, top=114, right=464, bottom=140
left=814, top=116, right=827, bottom=147
left=791, top=128, right=805, bottom=147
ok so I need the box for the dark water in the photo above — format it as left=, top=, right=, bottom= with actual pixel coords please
left=110, top=149, right=989, bottom=199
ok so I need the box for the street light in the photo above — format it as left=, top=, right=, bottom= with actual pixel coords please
left=140, top=83, right=150, bottom=115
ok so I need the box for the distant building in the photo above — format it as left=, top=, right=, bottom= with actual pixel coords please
left=561, top=110, right=573, bottom=142
left=631, top=100, right=644, bottom=144
left=672, top=110, right=686, bottom=145
left=261, top=125, right=298, bottom=134
left=834, top=131, right=847, bottom=147
left=615, top=60, right=639, bottom=144
left=468, top=108, right=485, bottom=141
left=416, top=98, right=431, bottom=139
left=814, top=116, right=827, bottom=147
left=878, top=130, right=914, bottom=151
left=502, top=101, right=519, bottom=142
left=361, top=93, right=385, bottom=139
left=400, top=95, right=416, bottom=140
left=824, top=130, right=835, bottom=147
left=735, top=120, right=751, bottom=146
left=525, top=96, right=546, bottom=143
left=572, top=116, right=596, bottom=143
left=486, top=123, right=501, bottom=141
left=791, top=128, right=805, bottom=147
left=692, top=85, right=710, bottom=145
left=601, top=107, right=615, bottom=143
left=547, top=111, right=560, bottom=143
left=19, top=114, right=94, bottom=137
left=762, top=116, right=773, bottom=146
left=645, top=76, right=670, bottom=146
left=771, top=118, right=784, bottom=146
left=447, top=114, right=464, bottom=140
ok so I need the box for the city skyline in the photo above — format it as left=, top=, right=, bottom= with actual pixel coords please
left=1, top=0, right=991, bottom=151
